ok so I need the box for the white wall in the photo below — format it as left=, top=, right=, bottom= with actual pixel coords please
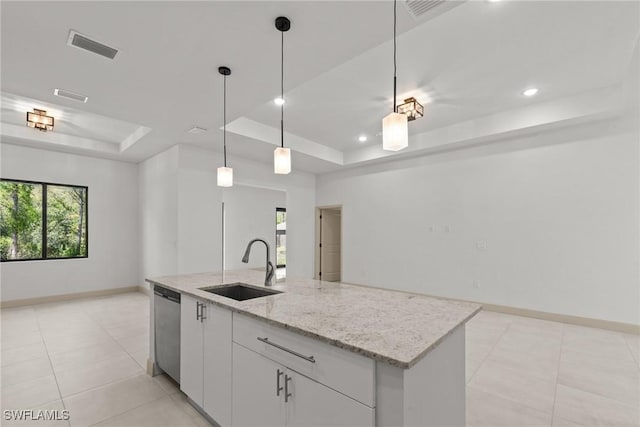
left=140, top=144, right=315, bottom=283
left=223, top=185, right=286, bottom=271
left=139, top=145, right=179, bottom=282
left=0, top=143, right=139, bottom=301
left=316, top=127, right=640, bottom=325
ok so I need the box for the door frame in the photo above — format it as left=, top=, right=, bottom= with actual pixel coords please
left=314, top=205, right=342, bottom=281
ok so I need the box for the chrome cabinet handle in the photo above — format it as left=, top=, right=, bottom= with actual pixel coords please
left=196, top=302, right=201, bottom=321
left=284, top=374, right=292, bottom=403
left=276, top=369, right=284, bottom=396
left=200, top=304, right=206, bottom=322
left=257, top=337, right=316, bottom=363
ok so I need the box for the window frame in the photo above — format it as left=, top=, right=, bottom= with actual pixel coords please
left=0, top=178, right=89, bottom=262
left=275, top=207, right=286, bottom=269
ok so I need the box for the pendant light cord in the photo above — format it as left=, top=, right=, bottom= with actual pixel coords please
left=280, top=30, right=285, bottom=148
left=223, top=73, right=227, bottom=167
left=393, top=0, right=397, bottom=113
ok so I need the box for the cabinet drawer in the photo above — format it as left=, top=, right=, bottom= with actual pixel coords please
left=233, top=313, right=375, bottom=407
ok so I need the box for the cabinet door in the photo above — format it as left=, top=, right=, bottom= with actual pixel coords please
left=203, top=304, right=232, bottom=426
left=232, top=344, right=285, bottom=427
left=180, top=295, right=203, bottom=406
left=286, top=371, right=374, bottom=427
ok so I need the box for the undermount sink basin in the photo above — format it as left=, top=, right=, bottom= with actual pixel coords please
left=200, top=283, right=282, bottom=301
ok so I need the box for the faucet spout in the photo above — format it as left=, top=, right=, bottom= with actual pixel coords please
left=241, top=238, right=275, bottom=287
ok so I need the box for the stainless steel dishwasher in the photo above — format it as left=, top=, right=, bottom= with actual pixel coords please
left=153, top=285, right=180, bottom=383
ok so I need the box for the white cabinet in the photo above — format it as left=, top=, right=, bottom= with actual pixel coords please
left=286, top=367, right=374, bottom=427
left=180, top=295, right=232, bottom=426
left=180, top=295, right=204, bottom=405
left=232, top=343, right=285, bottom=427
left=232, top=342, right=374, bottom=427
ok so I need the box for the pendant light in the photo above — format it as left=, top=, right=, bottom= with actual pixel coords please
left=382, top=0, right=408, bottom=152
left=217, top=66, right=233, bottom=187
left=274, top=16, right=292, bottom=174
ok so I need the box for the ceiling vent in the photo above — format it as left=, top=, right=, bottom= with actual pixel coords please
left=187, top=126, right=208, bottom=134
left=54, top=88, right=88, bottom=103
left=67, top=30, right=118, bottom=59
left=403, top=0, right=465, bottom=21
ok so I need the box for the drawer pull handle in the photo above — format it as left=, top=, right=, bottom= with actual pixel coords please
left=276, top=369, right=284, bottom=396
left=284, top=374, right=292, bottom=403
left=257, top=337, right=316, bottom=363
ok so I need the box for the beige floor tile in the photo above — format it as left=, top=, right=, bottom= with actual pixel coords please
left=2, top=341, right=48, bottom=367
left=1, top=399, right=69, bottom=427
left=1, top=331, right=44, bottom=351
left=115, top=334, right=148, bottom=355
left=1, top=375, right=61, bottom=409
left=558, top=347, right=640, bottom=406
left=55, top=353, right=143, bottom=397
left=469, top=358, right=557, bottom=414
left=624, top=333, right=640, bottom=367
left=129, top=350, right=149, bottom=370
left=1, top=356, right=54, bottom=387
left=562, top=325, right=632, bottom=361
left=486, top=343, right=561, bottom=384
left=554, top=384, right=640, bottom=427
left=552, top=415, right=587, bottom=426
left=91, top=395, right=203, bottom=427
left=63, top=375, right=165, bottom=427
left=152, top=374, right=180, bottom=395
left=466, top=385, right=552, bottom=427
left=49, top=340, right=127, bottom=372
left=168, top=393, right=215, bottom=427
left=42, top=330, right=115, bottom=355
left=103, top=323, right=148, bottom=340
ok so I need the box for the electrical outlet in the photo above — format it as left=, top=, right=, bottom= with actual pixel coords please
left=476, top=241, right=487, bottom=250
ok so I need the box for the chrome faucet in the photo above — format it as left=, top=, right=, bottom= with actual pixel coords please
left=242, top=238, right=275, bottom=287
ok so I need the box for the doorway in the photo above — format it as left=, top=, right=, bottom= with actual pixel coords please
left=315, top=206, right=342, bottom=282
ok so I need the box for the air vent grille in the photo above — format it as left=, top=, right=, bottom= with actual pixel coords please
left=187, top=126, right=208, bottom=134
left=403, top=0, right=465, bottom=20
left=67, top=31, right=118, bottom=59
left=54, top=88, right=88, bottom=103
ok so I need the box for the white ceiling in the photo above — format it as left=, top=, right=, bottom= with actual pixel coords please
left=1, top=1, right=638, bottom=174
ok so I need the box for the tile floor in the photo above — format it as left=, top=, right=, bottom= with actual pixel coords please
left=1, top=292, right=639, bottom=427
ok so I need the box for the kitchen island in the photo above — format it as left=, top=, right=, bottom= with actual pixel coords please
left=147, top=270, right=481, bottom=427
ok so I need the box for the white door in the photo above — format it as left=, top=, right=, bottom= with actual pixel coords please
left=180, top=295, right=203, bottom=406
left=203, top=304, right=232, bottom=426
left=232, top=343, right=285, bottom=427
left=285, top=370, right=374, bottom=427
left=320, top=209, right=341, bottom=282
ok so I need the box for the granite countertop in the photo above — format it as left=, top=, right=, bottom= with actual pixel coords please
left=147, top=270, right=481, bottom=369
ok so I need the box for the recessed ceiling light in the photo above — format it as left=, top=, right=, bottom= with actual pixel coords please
left=358, top=135, right=367, bottom=142
left=488, top=0, right=502, bottom=3
left=522, top=88, right=539, bottom=97
left=274, top=97, right=285, bottom=106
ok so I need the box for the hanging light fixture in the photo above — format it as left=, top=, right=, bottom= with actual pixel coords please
left=382, top=0, right=408, bottom=152
left=217, top=66, right=233, bottom=187
left=26, top=108, right=54, bottom=132
left=274, top=16, right=292, bottom=174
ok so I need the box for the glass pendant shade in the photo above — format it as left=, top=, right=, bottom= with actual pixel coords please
left=274, top=147, right=291, bottom=174
left=217, top=166, right=233, bottom=187
left=382, top=112, right=408, bottom=151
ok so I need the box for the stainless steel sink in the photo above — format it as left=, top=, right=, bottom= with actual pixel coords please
left=200, top=283, right=282, bottom=301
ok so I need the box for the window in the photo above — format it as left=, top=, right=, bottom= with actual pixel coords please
left=276, top=208, right=286, bottom=275
left=0, top=179, right=88, bottom=261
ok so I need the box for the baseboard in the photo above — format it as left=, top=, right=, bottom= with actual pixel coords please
left=342, top=281, right=639, bottom=335
left=1, top=286, right=143, bottom=308
left=138, top=284, right=151, bottom=296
